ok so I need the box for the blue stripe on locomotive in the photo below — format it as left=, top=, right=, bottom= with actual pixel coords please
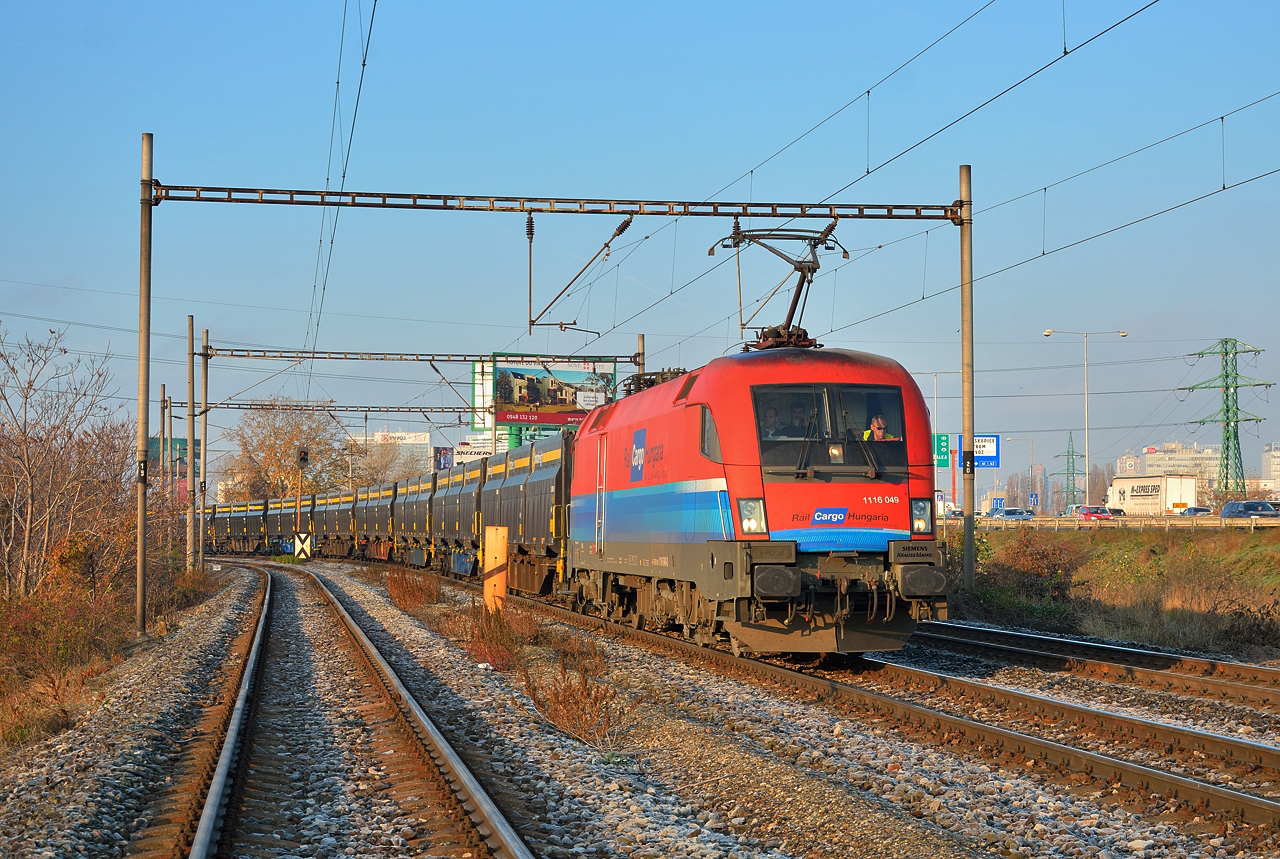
left=570, top=479, right=734, bottom=544
left=571, top=478, right=910, bottom=552
left=769, top=527, right=911, bottom=552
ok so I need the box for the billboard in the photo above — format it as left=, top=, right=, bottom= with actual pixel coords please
left=492, top=354, right=616, bottom=427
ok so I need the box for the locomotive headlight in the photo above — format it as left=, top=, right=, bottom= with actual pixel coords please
left=911, top=498, right=933, bottom=534
left=737, top=498, right=768, bottom=535
left=827, top=443, right=844, bottom=463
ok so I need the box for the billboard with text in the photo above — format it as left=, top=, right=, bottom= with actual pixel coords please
left=492, top=354, right=616, bottom=427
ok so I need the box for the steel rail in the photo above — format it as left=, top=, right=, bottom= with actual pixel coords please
left=189, top=570, right=273, bottom=859
left=307, top=571, right=536, bottom=859
left=911, top=628, right=1280, bottom=711
left=920, top=622, right=1280, bottom=690
left=857, top=657, right=1280, bottom=770
left=153, top=183, right=962, bottom=222
left=505, top=594, right=1280, bottom=827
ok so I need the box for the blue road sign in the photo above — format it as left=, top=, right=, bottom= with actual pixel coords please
left=957, top=434, right=1001, bottom=468
left=1029, top=492, right=1039, bottom=507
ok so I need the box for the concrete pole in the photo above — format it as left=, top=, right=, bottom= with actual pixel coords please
left=959, top=165, right=976, bottom=590
left=167, top=399, right=174, bottom=498
left=199, top=329, right=208, bottom=573
left=1083, top=332, right=1090, bottom=507
left=186, top=316, right=196, bottom=571
left=934, top=372, right=943, bottom=541
left=159, top=384, right=166, bottom=497
left=636, top=333, right=645, bottom=375
left=135, top=133, right=153, bottom=635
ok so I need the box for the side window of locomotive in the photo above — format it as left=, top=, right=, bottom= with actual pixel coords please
left=698, top=404, right=722, bottom=463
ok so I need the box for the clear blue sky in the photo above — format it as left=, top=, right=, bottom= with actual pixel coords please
left=2, top=1, right=1278, bottom=491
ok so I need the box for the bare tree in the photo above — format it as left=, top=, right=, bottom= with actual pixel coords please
left=221, top=400, right=348, bottom=500
left=0, top=329, right=131, bottom=598
left=349, top=437, right=433, bottom=487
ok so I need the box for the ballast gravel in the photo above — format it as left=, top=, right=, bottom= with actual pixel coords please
left=0, top=570, right=258, bottom=859
left=3, top=561, right=1273, bottom=859
left=312, top=563, right=1273, bottom=859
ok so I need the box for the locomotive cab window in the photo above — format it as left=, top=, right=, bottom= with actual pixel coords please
left=753, top=384, right=907, bottom=474
left=698, top=404, right=723, bottom=463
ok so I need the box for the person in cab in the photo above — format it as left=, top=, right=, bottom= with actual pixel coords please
left=862, top=414, right=899, bottom=441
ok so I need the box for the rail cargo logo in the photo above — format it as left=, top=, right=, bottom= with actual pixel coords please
left=812, top=508, right=848, bottom=525
left=630, top=429, right=646, bottom=481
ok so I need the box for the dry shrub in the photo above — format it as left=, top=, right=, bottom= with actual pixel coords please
left=519, top=653, right=622, bottom=749
left=386, top=569, right=439, bottom=612
left=0, top=584, right=130, bottom=748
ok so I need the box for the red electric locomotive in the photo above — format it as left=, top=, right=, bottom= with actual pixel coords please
left=567, top=344, right=947, bottom=654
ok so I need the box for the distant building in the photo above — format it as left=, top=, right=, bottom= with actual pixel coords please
left=351, top=429, right=431, bottom=465
left=1140, top=441, right=1221, bottom=492
left=1115, top=452, right=1141, bottom=476
left=1263, top=442, right=1280, bottom=482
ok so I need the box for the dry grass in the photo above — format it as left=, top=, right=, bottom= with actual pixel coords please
left=952, top=529, right=1280, bottom=658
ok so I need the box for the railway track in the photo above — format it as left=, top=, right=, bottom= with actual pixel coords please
left=488, top=589, right=1280, bottom=843
left=128, top=566, right=532, bottom=859
left=914, top=621, right=1280, bottom=711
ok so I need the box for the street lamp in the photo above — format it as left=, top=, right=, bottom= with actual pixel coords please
left=1007, top=437, right=1034, bottom=508
left=1043, top=328, right=1127, bottom=506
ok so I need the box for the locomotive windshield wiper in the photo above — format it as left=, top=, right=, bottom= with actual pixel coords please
left=793, top=409, right=818, bottom=477
left=843, top=409, right=880, bottom=479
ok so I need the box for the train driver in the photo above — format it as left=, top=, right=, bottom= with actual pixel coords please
left=777, top=402, right=810, bottom=438
left=862, top=414, right=899, bottom=441
left=759, top=406, right=783, bottom=439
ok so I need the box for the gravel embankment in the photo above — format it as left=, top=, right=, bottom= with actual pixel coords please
left=0, top=570, right=258, bottom=859
left=315, top=563, right=1271, bottom=859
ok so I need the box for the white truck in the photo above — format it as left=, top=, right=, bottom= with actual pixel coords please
left=1104, top=474, right=1198, bottom=516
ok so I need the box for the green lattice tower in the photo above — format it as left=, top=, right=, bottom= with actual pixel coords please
left=1051, top=432, right=1084, bottom=509
left=1182, top=339, right=1272, bottom=494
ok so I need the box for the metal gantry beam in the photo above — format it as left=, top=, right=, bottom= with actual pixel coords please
left=153, top=184, right=964, bottom=223
left=219, top=402, right=479, bottom=414
left=208, top=349, right=639, bottom=364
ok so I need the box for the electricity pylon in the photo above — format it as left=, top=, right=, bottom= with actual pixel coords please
left=1182, top=339, right=1272, bottom=494
left=1051, top=432, right=1084, bottom=509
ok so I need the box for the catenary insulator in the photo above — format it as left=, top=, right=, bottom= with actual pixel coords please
left=526, top=213, right=534, bottom=240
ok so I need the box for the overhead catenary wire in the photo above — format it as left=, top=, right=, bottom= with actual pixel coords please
left=571, top=2, right=1163, bottom=354
left=304, top=0, right=379, bottom=396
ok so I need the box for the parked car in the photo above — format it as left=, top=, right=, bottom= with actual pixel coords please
left=1076, top=506, right=1113, bottom=520
left=1220, top=500, right=1280, bottom=519
left=989, top=507, right=1034, bottom=520
left=1179, top=506, right=1213, bottom=517
left=945, top=509, right=965, bottom=520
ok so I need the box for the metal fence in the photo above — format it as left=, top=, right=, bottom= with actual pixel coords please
left=975, top=516, right=1280, bottom=532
